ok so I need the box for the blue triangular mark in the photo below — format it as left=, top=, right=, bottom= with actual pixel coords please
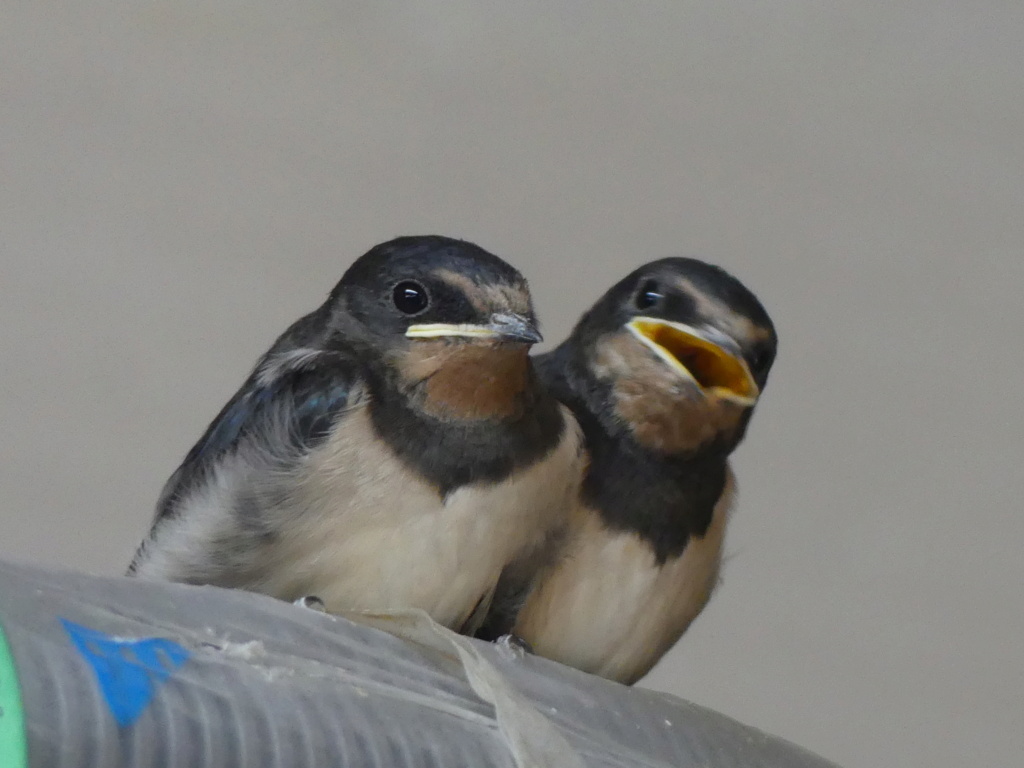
left=60, top=619, right=191, bottom=727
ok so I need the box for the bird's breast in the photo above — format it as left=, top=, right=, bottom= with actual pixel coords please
left=515, top=470, right=734, bottom=684
left=270, top=405, right=583, bottom=630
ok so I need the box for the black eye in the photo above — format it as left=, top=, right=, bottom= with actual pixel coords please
left=392, top=281, right=429, bottom=314
left=635, top=280, right=663, bottom=311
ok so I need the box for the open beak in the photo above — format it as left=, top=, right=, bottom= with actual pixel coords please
left=626, top=317, right=759, bottom=405
left=406, top=313, right=542, bottom=344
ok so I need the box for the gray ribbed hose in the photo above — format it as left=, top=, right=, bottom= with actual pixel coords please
left=0, top=560, right=840, bottom=768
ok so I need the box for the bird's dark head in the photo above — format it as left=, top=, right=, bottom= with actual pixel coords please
left=328, top=236, right=543, bottom=420
left=565, top=257, right=777, bottom=455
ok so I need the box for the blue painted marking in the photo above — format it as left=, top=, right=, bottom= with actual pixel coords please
left=60, top=619, right=191, bottom=727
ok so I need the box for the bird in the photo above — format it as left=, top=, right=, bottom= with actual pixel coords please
left=127, top=235, right=584, bottom=633
left=478, top=257, right=777, bottom=684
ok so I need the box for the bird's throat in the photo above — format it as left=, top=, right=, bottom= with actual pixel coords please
left=401, top=341, right=532, bottom=421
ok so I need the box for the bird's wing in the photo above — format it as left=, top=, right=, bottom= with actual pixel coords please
left=152, top=348, right=362, bottom=525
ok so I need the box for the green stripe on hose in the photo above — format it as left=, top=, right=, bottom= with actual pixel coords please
left=0, top=620, right=27, bottom=768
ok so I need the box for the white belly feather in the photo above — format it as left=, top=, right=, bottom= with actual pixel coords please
left=263, top=406, right=583, bottom=629
left=515, top=469, right=734, bottom=684
left=136, top=403, right=584, bottom=631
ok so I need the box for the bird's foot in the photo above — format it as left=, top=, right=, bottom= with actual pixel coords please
left=494, top=633, right=533, bottom=659
left=293, top=595, right=327, bottom=612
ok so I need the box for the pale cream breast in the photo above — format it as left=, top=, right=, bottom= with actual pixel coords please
left=515, top=469, right=734, bottom=684
left=264, top=405, right=584, bottom=630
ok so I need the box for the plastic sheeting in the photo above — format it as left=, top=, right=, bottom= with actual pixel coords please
left=0, top=559, right=840, bottom=767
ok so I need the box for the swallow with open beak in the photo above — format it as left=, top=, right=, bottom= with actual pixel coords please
left=479, top=257, right=776, bottom=683
left=128, top=235, right=584, bottom=633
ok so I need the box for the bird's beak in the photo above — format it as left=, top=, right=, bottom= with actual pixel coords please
left=406, top=313, right=543, bottom=344
left=626, top=317, right=759, bottom=405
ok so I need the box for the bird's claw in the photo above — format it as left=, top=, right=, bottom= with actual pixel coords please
left=495, top=633, right=533, bottom=659
left=293, top=595, right=327, bottom=612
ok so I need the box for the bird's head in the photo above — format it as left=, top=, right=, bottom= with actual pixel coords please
left=568, top=257, right=777, bottom=455
left=328, top=236, right=543, bottom=421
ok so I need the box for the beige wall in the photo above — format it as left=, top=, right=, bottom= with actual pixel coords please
left=2, top=3, right=1022, bottom=766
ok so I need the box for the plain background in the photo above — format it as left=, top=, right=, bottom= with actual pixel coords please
left=2, top=3, right=1021, bottom=766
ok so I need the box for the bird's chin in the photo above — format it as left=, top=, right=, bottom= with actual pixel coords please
left=625, top=318, right=758, bottom=407
left=398, top=339, right=532, bottom=421
left=612, top=371, right=750, bottom=455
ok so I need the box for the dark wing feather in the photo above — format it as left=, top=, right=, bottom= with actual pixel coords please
left=151, top=349, right=360, bottom=525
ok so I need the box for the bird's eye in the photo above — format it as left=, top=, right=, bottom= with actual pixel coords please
left=634, top=280, right=663, bottom=311
left=392, top=281, right=429, bottom=314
